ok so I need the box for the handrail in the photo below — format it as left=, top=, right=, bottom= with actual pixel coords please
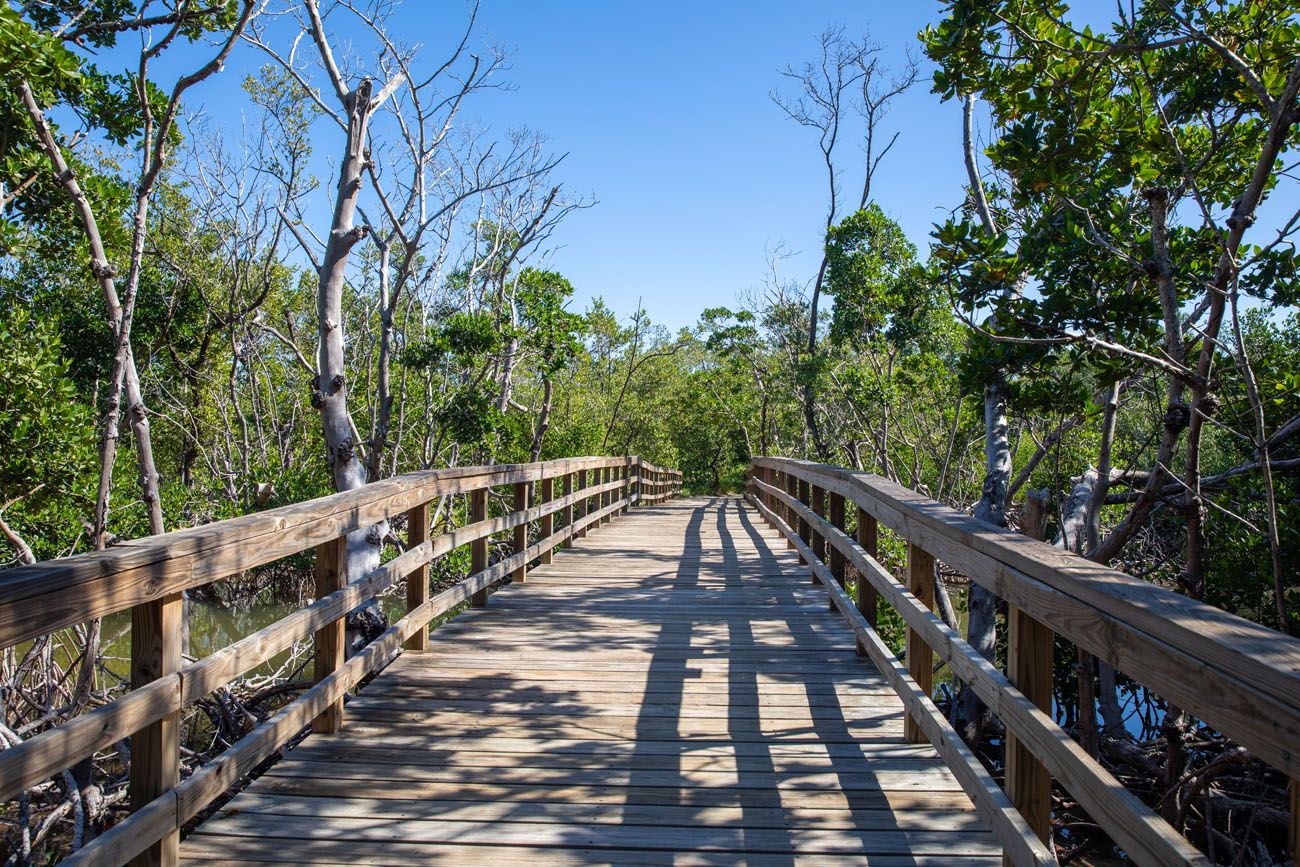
left=0, top=456, right=682, bottom=866
left=748, top=457, right=1300, bottom=866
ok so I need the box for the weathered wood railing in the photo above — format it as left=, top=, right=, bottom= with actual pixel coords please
left=747, top=457, right=1300, bottom=867
left=0, top=455, right=681, bottom=866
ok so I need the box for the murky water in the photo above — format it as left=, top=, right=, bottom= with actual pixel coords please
left=91, top=594, right=410, bottom=682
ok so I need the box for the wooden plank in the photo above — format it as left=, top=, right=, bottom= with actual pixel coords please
left=575, top=469, right=588, bottom=539
left=0, top=458, right=625, bottom=647
left=512, top=481, right=529, bottom=583
left=177, top=497, right=999, bottom=867
left=405, top=501, right=429, bottom=651
left=857, top=506, right=879, bottom=657
left=561, top=472, right=573, bottom=548
left=754, top=458, right=1300, bottom=777
left=798, top=478, right=811, bottom=564
left=829, top=492, right=846, bottom=612
left=905, top=543, right=935, bottom=745
left=69, top=489, right=633, bottom=867
left=128, top=592, right=182, bottom=867
left=745, top=494, right=1053, bottom=867
left=811, top=484, right=827, bottom=569
left=539, top=477, right=554, bottom=564
left=1006, top=608, right=1053, bottom=846
left=312, top=537, right=347, bottom=734
left=470, top=487, right=489, bottom=607
left=182, top=836, right=1001, bottom=867
left=752, top=475, right=1206, bottom=865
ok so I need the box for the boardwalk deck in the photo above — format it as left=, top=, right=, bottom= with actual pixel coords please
left=182, top=497, right=1000, bottom=865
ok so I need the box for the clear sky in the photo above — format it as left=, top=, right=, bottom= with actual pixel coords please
left=174, top=1, right=972, bottom=331
left=454, top=1, right=967, bottom=330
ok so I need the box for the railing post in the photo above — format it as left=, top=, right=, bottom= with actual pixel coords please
left=1007, top=608, right=1054, bottom=845
left=760, top=466, right=774, bottom=522
left=856, top=506, right=878, bottom=656
left=809, top=483, right=826, bottom=582
left=784, top=471, right=798, bottom=550
left=796, top=478, right=811, bottom=564
left=904, top=542, right=935, bottom=744
left=540, top=476, right=555, bottom=564
left=562, top=471, right=574, bottom=546
left=512, top=481, right=529, bottom=583
left=828, top=492, right=846, bottom=611
left=602, top=465, right=613, bottom=524
left=575, top=469, right=588, bottom=539
left=128, top=592, right=182, bottom=867
left=622, top=457, right=632, bottom=514
left=470, top=486, right=489, bottom=606
left=405, top=501, right=429, bottom=651
left=1004, top=496, right=1054, bottom=848
left=312, top=536, right=347, bottom=733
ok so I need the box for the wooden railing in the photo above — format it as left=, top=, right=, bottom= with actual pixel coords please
left=0, top=456, right=681, bottom=866
left=747, top=458, right=1300, bottom=867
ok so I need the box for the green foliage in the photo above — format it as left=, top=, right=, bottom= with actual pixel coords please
left=0, top=306, right=96, bottom=561
left=825, top=205, right=937, bottom=347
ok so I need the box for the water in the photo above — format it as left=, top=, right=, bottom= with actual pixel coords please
left=93, top=592, right=410, bottom=682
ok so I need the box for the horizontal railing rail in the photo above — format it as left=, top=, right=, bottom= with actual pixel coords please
left=748, top=457, right=1300, bottom=867
left=0, top=455, right=681, bottom=866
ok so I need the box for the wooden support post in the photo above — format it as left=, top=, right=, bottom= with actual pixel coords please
left=311, top=536, right=347, bottom=733
left=540, top=476, right=555, bottom=564
left=622, top=458, right=632, bottom=514
left=603, top=466, right=613, bottom=523
left=404, top=501, right=429, bottom=651
left=470, top=487, right=489, bottom=607
left=809, top=484, right=826, bottom=582
left=575, top=470, right=588, bottom=539
left=512, top=481, right=529, bottom=583
left=128, top=591, right=182, bottom=867
left=796, top=478, right=811, bottom=565
left=856, top=506, right=878, bottom=656
left=562, top=472, right=574, bottom=546
left=828, top=492, right=845, bottom=611
left=1006, top=607, right=1054, bottom=846
left=763, top=468, right=776, bottom=521
left=1004, top=491, right=1054, bottom=849
left=904, top=542, right=935, bottom=744
left=784, top=472, right=797, bottom=550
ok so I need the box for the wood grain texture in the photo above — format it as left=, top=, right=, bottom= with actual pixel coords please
left=750, top=472, right=1207, bottom=865
left=129, top=591, right=183, bottom=867
left=512, top=482, right=529, bottom=584
left=405, top=502, right=430, bottom=651
left=904, top=543, right=935, bottom=746
left=1006, top=608, right=1053, bottom=845
left=470, top=487, right=489, bottom=607
left=743, top=494, right=1053, bottom=867
left=539, top=477, right=555, bottom=564
left=184, top=497, right=999, bottom=866
left=752, top=458, right=1300, bottom=778
left=312, top=537, right=347, bottom=734
left=856, top=506, right=879, bottom=659
left=0, top=457, right=633, bottom=647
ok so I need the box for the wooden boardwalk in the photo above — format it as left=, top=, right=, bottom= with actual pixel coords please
left=182, top=497, right=999, bottom=865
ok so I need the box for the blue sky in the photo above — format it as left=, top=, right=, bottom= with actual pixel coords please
left=172, top=1, right=969, bottom=331
left=455, top=1, right=966, bottom=330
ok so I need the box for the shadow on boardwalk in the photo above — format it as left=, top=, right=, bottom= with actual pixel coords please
left=180, top=497, right=999, bottom=865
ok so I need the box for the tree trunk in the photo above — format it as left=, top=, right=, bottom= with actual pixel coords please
left=313, top=77, right=385, bottom=594
left=529, top=377, right=554, bottom=462
left=954, top=377, right=1011, bottom=740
